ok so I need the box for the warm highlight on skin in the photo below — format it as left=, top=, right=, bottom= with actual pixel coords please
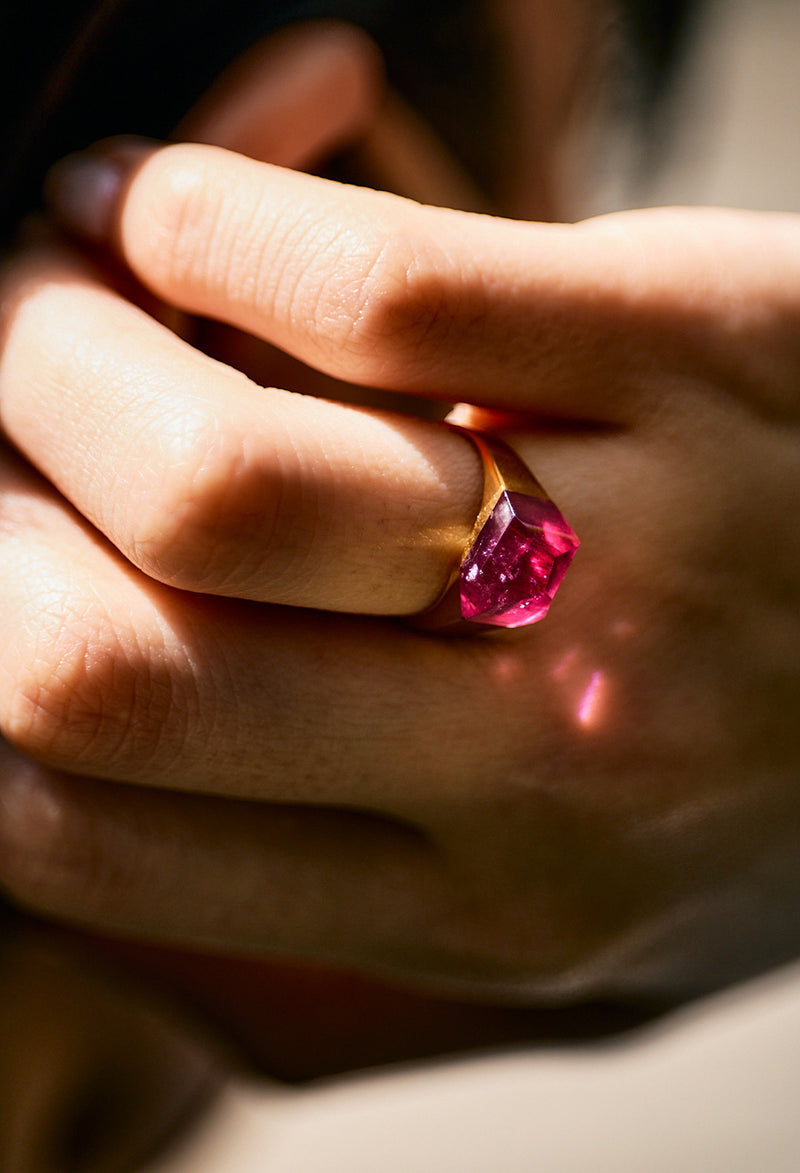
left=0, top=18, right=798, bottom=1086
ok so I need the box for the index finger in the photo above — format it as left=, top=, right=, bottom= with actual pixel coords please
left=48, top=142, right=800, bottom=422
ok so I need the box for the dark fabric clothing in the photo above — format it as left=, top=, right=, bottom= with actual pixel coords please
left=0, top=0, right=697, bottom=238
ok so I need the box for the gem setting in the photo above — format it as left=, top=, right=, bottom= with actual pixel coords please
left=459, top=491, right=579, bottom=628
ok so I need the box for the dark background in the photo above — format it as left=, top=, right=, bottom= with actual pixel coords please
left=0, top=0, right=698, bottom=237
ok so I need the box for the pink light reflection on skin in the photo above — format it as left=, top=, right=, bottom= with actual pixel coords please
left=549, top=649, right=608, bottom=730
left=577, top=669, right=605, bottom=728
left=548, top=615, right=639, bottom=730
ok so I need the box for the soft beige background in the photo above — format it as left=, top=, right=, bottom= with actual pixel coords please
left=144, top=1, right=800, bottom=1168
left=148, top=963, right=800, bottom=1172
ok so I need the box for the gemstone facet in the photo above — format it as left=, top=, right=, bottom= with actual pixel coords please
left=459, top=491, right=579, bottom=628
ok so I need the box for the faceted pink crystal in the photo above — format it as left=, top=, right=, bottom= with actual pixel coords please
left=459, top=491, right=579, bottom=627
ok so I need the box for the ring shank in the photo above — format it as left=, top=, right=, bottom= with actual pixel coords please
left=410, top=425, right=556, bottom=633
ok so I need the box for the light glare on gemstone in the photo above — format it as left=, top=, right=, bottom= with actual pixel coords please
left=459, top=491, right=579, bottom=627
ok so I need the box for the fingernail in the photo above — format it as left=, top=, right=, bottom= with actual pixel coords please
left=44, top=137, right=155, bottom=243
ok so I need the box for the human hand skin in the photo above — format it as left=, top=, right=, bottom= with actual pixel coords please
left=1, top=130, right=798, bottom=1013
left=0, top=15, right=496, bottom=1119
left=0, top=14, right=613, bottom=1105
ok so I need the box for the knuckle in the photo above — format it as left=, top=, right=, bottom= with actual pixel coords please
left=127, top=410, right=270, bottom=593
left=310, top=229, right=456, bottom=384
left=128, top=146, right=463, bottom=394
left=340, top=237, right=414, bottom=348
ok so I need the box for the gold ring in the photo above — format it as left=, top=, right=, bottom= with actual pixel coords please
left=411, top=425, right=579, bottom=632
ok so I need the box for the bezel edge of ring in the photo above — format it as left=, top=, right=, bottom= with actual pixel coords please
left=408, top=425, right=554, bottom=634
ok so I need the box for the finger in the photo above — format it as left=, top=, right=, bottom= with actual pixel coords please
left=0, top=244, right=482, bottom=613
left=0, top=762, right=554, bottom=997
left=176, top=20, right=384, bottom=168
left=49, top=142, right=800, bottom=421
left=0, top=766, right=456, bottom=988
left=0, top=443, right=553, bottom=815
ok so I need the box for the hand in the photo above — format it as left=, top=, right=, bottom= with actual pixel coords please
left=1, top=134, right=798, bottom=1009
left=1, top=17, right=516, bottom=1084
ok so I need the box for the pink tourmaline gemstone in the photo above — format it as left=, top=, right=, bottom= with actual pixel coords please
left=459, top=491, right=579, bottom=627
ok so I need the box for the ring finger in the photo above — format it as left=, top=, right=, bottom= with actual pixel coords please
left=0, top=441, right=551, bottom=814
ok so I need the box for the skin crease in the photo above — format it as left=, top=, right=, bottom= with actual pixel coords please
left=0, top=16, right=799, bottom=1169
left=0, top=28, right=583, bottom=1169
left=0, top=22, right=413, bottom=1172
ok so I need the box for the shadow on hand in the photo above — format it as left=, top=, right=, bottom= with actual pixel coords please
left=0, top=901, right=221, bottom=1173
